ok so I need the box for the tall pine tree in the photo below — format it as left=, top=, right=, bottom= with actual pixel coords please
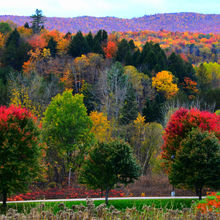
left=120, top=84, right=138, bottom=124
left=68, top=31, right=89, bottom=57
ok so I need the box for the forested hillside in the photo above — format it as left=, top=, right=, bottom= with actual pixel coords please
left=0, top=12, right=220, bottom=200
left=1, top=12, right=220, bottom=33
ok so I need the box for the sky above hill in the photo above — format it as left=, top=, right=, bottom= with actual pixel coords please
left=0, top=0, right=220, bottom=18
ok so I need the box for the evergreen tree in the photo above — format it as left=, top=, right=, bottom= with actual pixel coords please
left=133, top=49, right=141, bottom=66
left=125, top=51, right=133, bottom=65
left=142, top=93, right=166, bottom=123
left=68, top=31, right=89, bottom=57
left=120, top=84, right=138, bottom=124
left=115, top=39, right=130, bottom=63
left=92, top=38, right=104, bottom=55
left=5, top=28, right=20, bottom=47
left=64, top=32, right=71, bottom=40
left=85, top=31, right=94, bottom=52
left=30, top=9, right=46, bottom=34
left=94, top=30, right=102, bottom=43
left=128, top=39, right=136, bottom=51
left=94, top=29, right=108, bottom=44
left=138, top=42, right=167, bottom=75
left=1, top=29, right=31, bottom=71
left=24, top=22, right=30, bottom=29
left=102, top=29, right=108, bottom=43
left=168, top=53, right=195, bottom=84
left=46, top=37, right=57, bottom=57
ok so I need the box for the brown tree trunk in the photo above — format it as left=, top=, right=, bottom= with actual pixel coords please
left=105, top=188, right=110, bottom=205
left=199, top=187, right=202, bottom=200
left=196, top=186, right=203, bottom=200
left=2, top=191, right=7, bottom=207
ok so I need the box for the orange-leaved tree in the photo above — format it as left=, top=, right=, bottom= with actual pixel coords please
left=104, top=41, right=117, bottom=58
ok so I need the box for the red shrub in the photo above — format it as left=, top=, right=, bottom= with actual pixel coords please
left=196, top=192, right=220, bottom=214
left=8, top=187, right=125, bottom=201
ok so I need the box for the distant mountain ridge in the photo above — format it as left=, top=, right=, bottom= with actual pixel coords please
left=0, top=12, right=220, bottom=34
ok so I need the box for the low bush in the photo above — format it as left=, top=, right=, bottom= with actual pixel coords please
left=195, top=192, right=220, bottom=214
left=7, top=187, right=124, bottom=201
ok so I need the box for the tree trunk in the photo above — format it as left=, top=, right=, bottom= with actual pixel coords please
left=68, top=168, right=71, bottom=187
left=195, top=186, right=203, bottom=200
left=199, top=187, right=202, bottom=200
left=54, top=166, right=59, bottom=184
left=2, top=191, right=7, bottom=207
left=105, top=188, right=110, bottom=205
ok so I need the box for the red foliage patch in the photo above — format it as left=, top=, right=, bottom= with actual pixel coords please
left=8, top=187, right=125, bottom=201
left=0, top=105, right=33, bottom=125
left=196, top=192, right=220, bottom=214
left=161, top=108, right=220, bottom=171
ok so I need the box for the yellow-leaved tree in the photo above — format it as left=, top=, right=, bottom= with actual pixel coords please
left=152, top=71, right=179, bottom=99
left=89, top=111, right=112, bottom=143
left=10, top=87, right=42, bottom=119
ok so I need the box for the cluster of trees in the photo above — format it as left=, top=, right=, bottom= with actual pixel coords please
left=161, top=108, right=220, bottom=199
left=0, top=10, right=220, bottom=204
left=0, top=91, right=141, bottom=206
left=119, top=30, right=220, bottom=64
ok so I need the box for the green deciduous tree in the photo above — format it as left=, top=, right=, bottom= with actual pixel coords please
left=79, top=140, right=141, bottom=204
left=42, top=90, right=93, bottom=186
left=0, top=22, right=12, bottom=34
left=0, top=105, right=42, bottom=207
left=169, top=128, right=220, bottom=200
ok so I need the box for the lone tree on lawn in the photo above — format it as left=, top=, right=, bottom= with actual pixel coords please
left=161, top=108, right=220, bottom=199
left=0, top=105, right=42, bottom=207
left=169, top=129, right=220, bottom=200
left=79, top=140, right=141, bottom=204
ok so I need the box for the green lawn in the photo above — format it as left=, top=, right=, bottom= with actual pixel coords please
left=2, top=198, right=197, bottom=214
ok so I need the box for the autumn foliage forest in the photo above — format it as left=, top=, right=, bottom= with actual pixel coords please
left=0, top=9, right=220, bottom=201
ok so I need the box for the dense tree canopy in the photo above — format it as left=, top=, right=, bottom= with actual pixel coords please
left=79, top=140, right=141, bottom=204
left=43, top=90, right=93, bottom=185
left=0, top=105, right=42, bottom=206
left=169, top=128, right=220, bottom=200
